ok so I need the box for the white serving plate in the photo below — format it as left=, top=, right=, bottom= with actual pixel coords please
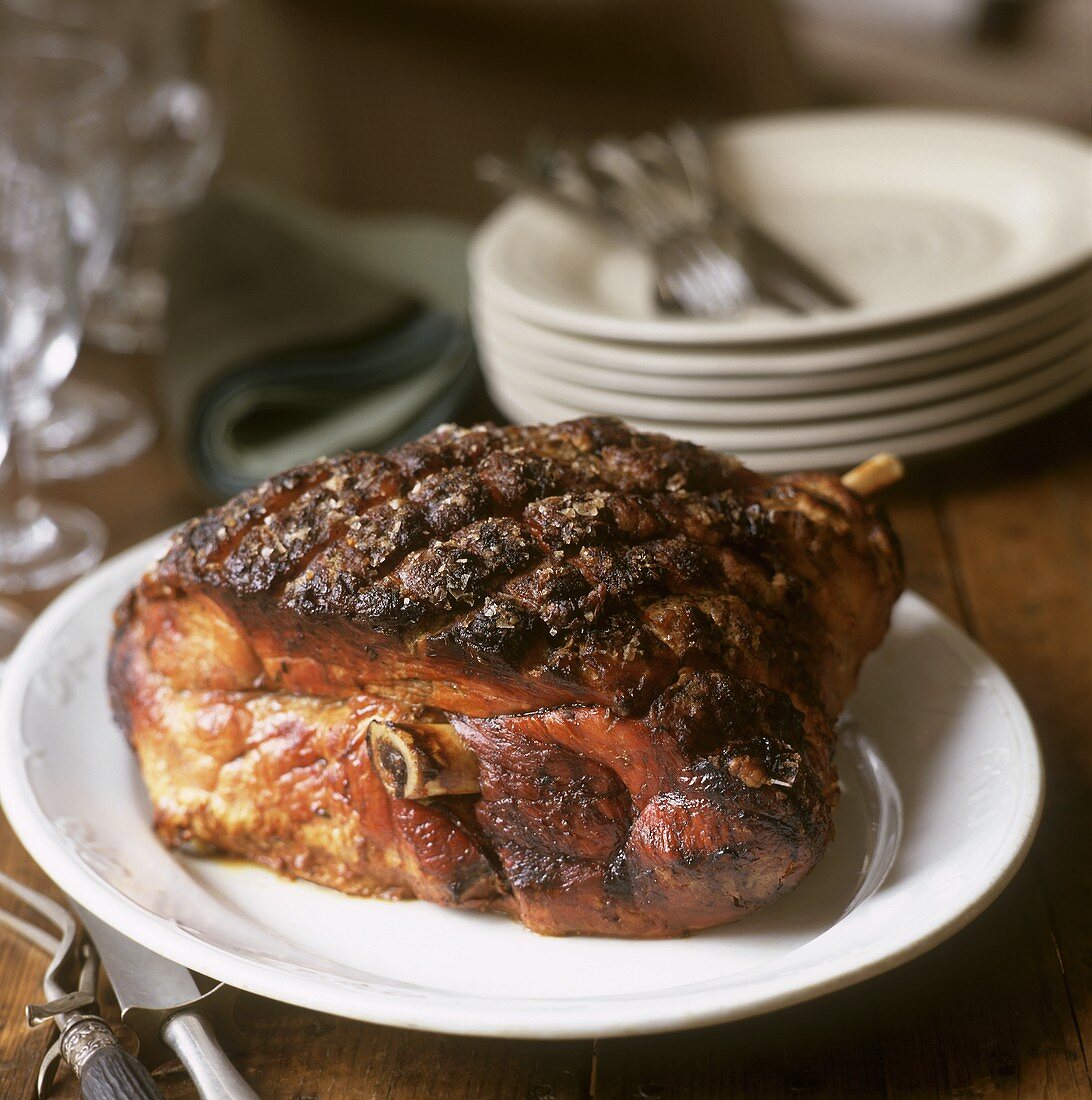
left=478, top=315, right=1092, bottom=424
left=0, top=537, right=1042, bottom=1038
left=488, top=362, right=1092, bottom=474
left=471, top=110, right=1092, bottom=345
left=472, top=282, right=1091, bottom=392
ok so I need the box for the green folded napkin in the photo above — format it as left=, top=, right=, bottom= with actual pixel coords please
left=164, top=184, right=477, bottom=498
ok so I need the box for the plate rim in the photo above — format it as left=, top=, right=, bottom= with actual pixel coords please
left=472, top=281, right=1092, bottom=382
left=478, top=318, right=1092, bottom=425
left=0, top=536, right=1044, bottom=1039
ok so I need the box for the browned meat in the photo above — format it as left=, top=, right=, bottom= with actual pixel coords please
left=109, top=417, right=903, bottom=937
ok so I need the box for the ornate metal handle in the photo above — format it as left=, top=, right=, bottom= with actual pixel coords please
left=61, top=1017, right=164, bottom=1100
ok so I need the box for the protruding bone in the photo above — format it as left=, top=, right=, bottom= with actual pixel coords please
left=841, top=453, right=904, bottom=497
left=366, top=719, right=480, bottom=800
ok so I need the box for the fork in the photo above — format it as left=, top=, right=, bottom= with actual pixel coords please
left=480, top=151, right=751, bottom=315
left=0, top=870, right=163, bottom=1099
left=644, top=123, right=854, bottom=312
left=651, top=228, right=757, bottom=317
left=585, top=137, right=759, bottom=317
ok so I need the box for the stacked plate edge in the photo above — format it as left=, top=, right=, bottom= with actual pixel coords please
left=470, top=109, right=1092, bottom=471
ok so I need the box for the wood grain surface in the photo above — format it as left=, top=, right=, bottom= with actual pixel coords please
left=1, top=349, right=1089, bottom=1099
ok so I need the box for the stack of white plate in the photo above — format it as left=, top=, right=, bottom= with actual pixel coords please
left=470, top=110, right=1092, bottom=471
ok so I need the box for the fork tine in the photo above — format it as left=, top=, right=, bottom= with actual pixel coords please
left=658, top=231, right=756, bottom=317
left=37, top=1036, right=63, bottom=1100
left=0, top=870, right=79, bottom=1000
left=0, top=906, right=60, bottom=955
left=0, top=870, right=72, bottom=935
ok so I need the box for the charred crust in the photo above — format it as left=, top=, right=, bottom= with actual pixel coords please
left=145, top=416, right=902, bottom=725
left=428, top=598, right=543, bottom=665
left=649, top=669, right=807, bottom=755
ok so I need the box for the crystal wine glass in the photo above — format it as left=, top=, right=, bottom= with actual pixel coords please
left=0, top=159, right=105, bottom=594
left=88, top=0, right=230, bottom=354
left=0, top=5, right=158, bottom=481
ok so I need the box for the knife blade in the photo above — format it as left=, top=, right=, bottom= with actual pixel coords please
left=73, top=904, right=260, bottom=1100
left=739, top=218, right=855, bottom=311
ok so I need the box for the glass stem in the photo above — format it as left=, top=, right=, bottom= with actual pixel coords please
left=0, top=373, right=55, bottom=565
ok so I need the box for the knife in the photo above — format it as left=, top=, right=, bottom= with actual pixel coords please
left=72, top=904, right=260, bottom=1100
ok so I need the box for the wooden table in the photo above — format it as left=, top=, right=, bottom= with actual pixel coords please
left=1, top=350, right=1089, bottom=1099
